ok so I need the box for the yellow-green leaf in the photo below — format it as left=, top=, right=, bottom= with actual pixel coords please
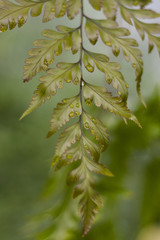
left=47, top=95, right=82, bottom=137
left=20, top=62, right=80, bottom=119
left=83, top=83, right=141, bottom=127
left=102, top=0, right=118, bottom=20
left=52, top=122, right=81, bottom=166
left=82, top=112, right=109, bottom=149
left=67, top=0, right=81, bottom=20
left=88, top=0, right=103, bottom=11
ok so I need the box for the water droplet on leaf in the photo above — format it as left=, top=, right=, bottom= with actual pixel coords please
left=70, top=104, right=74, bottom=108
left=74, top=77, right=79, bottom=85
left=105, top=41, right=112, bottom=46
left=106, top=77, right=112, bottom=84
left=66, top=79, right=71, bottom=83
left=66, top=154, right=72, bottom=159
left=86, top=64, right=94, bottom=72
left=76, top=103, right=80, bottom=108
left=113, top=48, right=120, bottom=57
left=84, top=122, right=89, bottom=129
left=75, top=111, right=81, bottom=116
left=132, top=63, right=136, bottom=69
left=85, top=98, right=92, bottom=106
left=69, top=112, right=75, bottom=118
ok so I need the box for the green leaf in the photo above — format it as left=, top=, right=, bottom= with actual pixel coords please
left=52, top=122, right=81, bottom=166
left=55, top=134, right=101, bottom=170
left=0, top=0, right=41, bottom=31
left=85, top=18, right=143, bottom=94
left=67, top=0, right=81, bottom=20
left=102, top=0, right=118, bottom=20
left=23, top=29, right=65, bottom=81
left=56, top=25, right=74, bottom=33
left=83, top=83, right=141, bottom=127
left=82, top=135, right=100, bottom=161
left=65, top=134, right=113, bottom=236
left=55, top=0, right=67, bottom=18
left=80, top=189, right=102, bottom=236
left=20, top=62, right=80, bottom=119
left=129, top=9, right=160, bottom=19
left=55, top=143, right=82, bottom=171
left=92, top=18, right=144, bottom=104
left=148, top=34, right=160, bottom=55
left=67, top=163, right=85, bottom=184
left=23, top=28, right=81, bottom=81
left=0, top=0, right=68, bottom=32
left=82, top=112, right=109, bottom=150
left=47, top=95, right=82, bottom=137
left=68, top=152, right=113, bottom=236
left=119, top=4, right=160, bottom=104
left=119, top=4, right=160, bottom=56
left=89, top=0, right=103, bottom=11
left=83, top=50, right=129, bottom=101
left=120, top=0, right=152, bottom=8
left=86, top=157, right=113, bottom=177
left=71, top=29, right=81, bottom=54
left=43, top=1, right=56, bottom=23
left=85, top=19, right=99, bottom=45
left=120, top=5, right=160, bottom=25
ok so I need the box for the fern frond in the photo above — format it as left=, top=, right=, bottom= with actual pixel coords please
left=85, top=18, right=143, bottom=76
left=47, top=95, right=82, bottom=137
left=20, top=62, right=81, bottom=119
left=0, top=0, right=67, bottom=32
left=82, top=135, right=100, bottom=161
left=3, top=0, right=160, bottom=237
left=88, top=0, right=103, bottom=11
left=120, top=0, right=152, bottom=8
left=23, top=28, right=81, bottom=81
left=84, top=16, right=145, bottom=104
left=67, top=0, right=81, bottom=20
left=83, top=82, right=141, bottom=127
left=67, top=149, right=113, bottom=235
left=102, top=0, right=118, bottom=20
left=83, top=50, right=128, bottom=101
left=89, top=0, right=118, bottom=20
left=82, top=112, right=109, bottom=150
left=118, top=2, right=160, bottom=105
left=119, top=3, right=160, bottom=55
left=52, top=122, right=81, bottom=167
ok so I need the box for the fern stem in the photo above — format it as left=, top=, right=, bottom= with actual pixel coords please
left=79, top=0, right=84, bottom=167
left=79, top=1, right=84, bottom=125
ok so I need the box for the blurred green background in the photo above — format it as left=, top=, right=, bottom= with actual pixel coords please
left=0, top=1, right=160, bottom=240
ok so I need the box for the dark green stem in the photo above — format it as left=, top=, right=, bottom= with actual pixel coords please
left=79, top=0, right=84, bottom=161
